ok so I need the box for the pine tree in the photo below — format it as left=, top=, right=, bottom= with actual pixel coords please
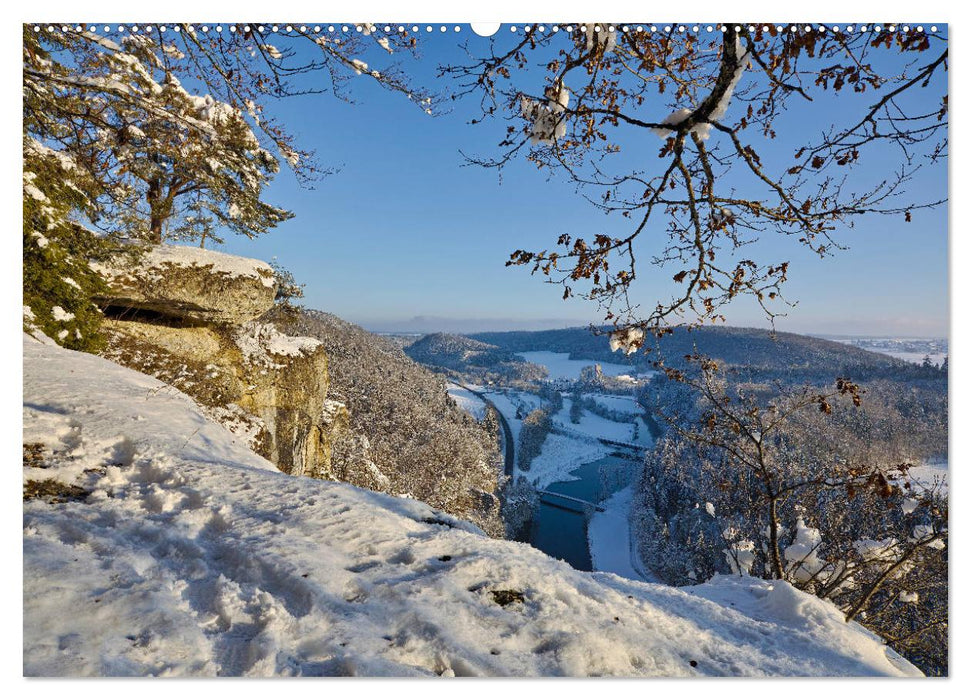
left=22, top=137, right=115, bottom=351
left=24, top=28, right=292, bottom=243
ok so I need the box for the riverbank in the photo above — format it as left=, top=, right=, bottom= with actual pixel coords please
left=588, top=486, right=653, bottom=582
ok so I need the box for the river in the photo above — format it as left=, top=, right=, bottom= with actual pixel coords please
left=529, top=453, right=640, bottom=572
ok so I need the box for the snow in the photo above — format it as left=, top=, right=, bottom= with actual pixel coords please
left=446, top=382, right=488, bottom=420
left=903, top=460, right=948, bottom=493
left=724, top=538, right=757, bottom=576
left=50, top=306, right=75, bottom=322
left=22, top=335, right=922, bottom=677
left=784, top=517, right=828, bottom=583
left=24, top=175, right=47, bottom=202
left=892, top=351, right=947, bottom=366
left=234, top=321, right=322, bottom=368
left=913, top=526, right=946, bottom=549
left=521, top=432, right=609, bottom=490
left=585, top=24, right=617, bottom=54
left=478, top=389, right=542, bottom=446
left=587, top=393, right=643, bottom=415
left=552, top=397, right=651, bottom=447
left=652, top=37, right=751, bottom=140
left=517, top=351, right=636, bottom=381
left=481, top=388, right=648, bottom=487
left=587, top=486, right=652, bottom=582
left=520, top=85, right=570, bottom=145
left=609, top=327, right=645, bottom=355
left=92, top=244, right=278, bottom=289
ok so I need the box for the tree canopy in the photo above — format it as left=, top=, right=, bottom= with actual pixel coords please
left=24, top=23, right=431, bottom=243
left=23, top=22, right=431, bottom=347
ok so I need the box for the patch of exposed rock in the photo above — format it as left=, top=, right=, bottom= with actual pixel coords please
left=95, top=245, right=346, bottom=479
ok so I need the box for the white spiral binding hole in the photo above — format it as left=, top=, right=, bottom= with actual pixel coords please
left=32, top=24, right=939, bottom=35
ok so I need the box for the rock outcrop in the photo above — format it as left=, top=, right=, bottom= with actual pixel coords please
left=92, top=244, right=278, bottom=324
left=94, top=245, right=346, bottom=479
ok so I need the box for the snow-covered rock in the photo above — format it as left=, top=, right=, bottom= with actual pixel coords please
left=22, top=335, right=921, bottom=677
left=92, top=244, right=278, bottom=324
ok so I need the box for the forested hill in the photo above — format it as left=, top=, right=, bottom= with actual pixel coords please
left=470, top=326, right=938, bottom=382
left=404, top=332, right=547, bottom=384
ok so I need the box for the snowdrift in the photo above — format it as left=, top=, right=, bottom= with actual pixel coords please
left=22, top=334, right=921, bottom=677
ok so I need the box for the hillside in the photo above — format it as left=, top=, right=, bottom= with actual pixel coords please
left=404, top=332, right=547, bottom=384
left=22, top=333, right=921, bottom=677
left=470, top=326, right=924, bottom=382
left=268, top=310, right=505, bottom=536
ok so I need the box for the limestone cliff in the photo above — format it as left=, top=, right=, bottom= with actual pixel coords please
left=95, top=244, right=347, bottom=479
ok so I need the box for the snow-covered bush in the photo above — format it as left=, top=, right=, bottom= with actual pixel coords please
left=500, top=476, right=540, bottom=541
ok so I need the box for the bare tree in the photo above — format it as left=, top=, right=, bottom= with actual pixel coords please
left=639, top=351, right=947, bottom=674
left=446, top=24, right=947, bottom=335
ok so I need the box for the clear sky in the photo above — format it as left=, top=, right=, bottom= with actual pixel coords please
left=215, top=28, right=948, bottom=337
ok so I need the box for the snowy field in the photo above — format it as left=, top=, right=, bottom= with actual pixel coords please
left=480, top=389, right=650, bottom=487
left=552, top=397, right=653, bottom=447
left=446, top=382, right=488, bottom=420
left=478, top=389, right=543, bottom=447
left=521, top=433, right=610, bottom=490
left=517, top=351, right=638, bottom=380
left=824, top=337, right=948, bottom=367
left=588, top=393, right=644, bottom=415
left=22, top=333, right=922, bottom=677
left=881, top=351, right=948, bottom=366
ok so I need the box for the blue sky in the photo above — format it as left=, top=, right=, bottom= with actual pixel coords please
left=216, top=28, right=948, bottom=337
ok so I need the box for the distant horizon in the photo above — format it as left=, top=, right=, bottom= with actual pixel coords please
left=335, top=312, right=949, bottom=340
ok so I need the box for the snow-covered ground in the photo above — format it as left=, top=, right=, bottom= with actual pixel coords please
left=905, top=460, right=949, bottom=493
left=91, top=243, right=277, bottom=288
left=587, top=393, right=643, bottom=416
left=480, top=389, right=648, bottom=488
left=446, top=382, right=488, bottom=420
left=552, top=397, right=652, bottom=447
left=477, top=389, right=542, bottom=448
left=588, top=486, right=653, bottom=583
left=823, top=337, right=948, bottom=367
left=22, top=334, right=921, bottom=677
left=521, top=433, right=610, bottom=490
left=517, top=351, right=639, bottom=381
left=881, top=351, right=948, bottom=366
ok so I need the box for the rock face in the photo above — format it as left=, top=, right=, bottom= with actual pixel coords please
left=93, top=244, right=278, bottom=324
left=95, top=245, right=346, bottom=479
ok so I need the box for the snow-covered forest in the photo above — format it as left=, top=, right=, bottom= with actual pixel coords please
left=22, top=18, right=949, bottom=679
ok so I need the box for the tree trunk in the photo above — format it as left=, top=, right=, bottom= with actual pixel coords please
left=148, top=214, right=164, bottom=244
left=146, top=178, right=163, bottom=244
